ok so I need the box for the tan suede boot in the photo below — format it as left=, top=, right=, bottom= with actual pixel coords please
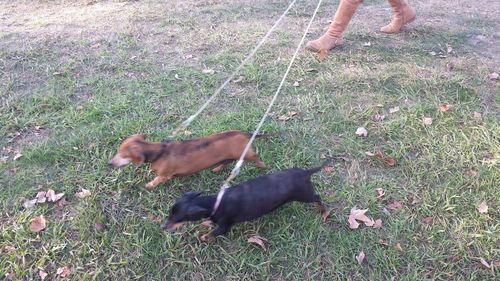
left=306, top=0, right=363, bottom=52
left=380, top=0, right=416, bottom=33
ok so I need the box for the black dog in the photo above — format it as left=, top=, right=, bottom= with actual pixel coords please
left=161, top=160, right=333, bottom=241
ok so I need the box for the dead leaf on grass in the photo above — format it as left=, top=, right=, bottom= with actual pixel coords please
left=348, top=207, right=374, bottom=229
left=2, top=245, right=16, bottom=252
left=375, top=188, right=385, bottom=198
left=453, top=255, right=461, bottom=262
left=36, top=191, right=47, bottom=203
left=46, top=189, right=65, bottom=202
left=477, top=201, right=488, bottom=214
left=23, top=198, right=38, bottom=209
left=373, top=114, right=385, bottom=121
left=363, top=42, right=371, bottom=47
left=386, top=201, right=403, bottom=210
left=39, top=270, right=48, bottom=281
left=365, top=151, right=375, bottom=156
left=421, top=216, right=433, bottom=224
left=318, top=49, right=328, bottom=60
left=389, top=106, right=400, bottom=114
left=232, top=75, right=245, bottom=83
left=479, top=258, right=491, bottom=269
left=278, top=111, right=298, bottom=121
left=54, top=197, right=68, bottom=209
left=323, top=166, right=334, bottom=173
left=439, top=104, right=451, bottom=112
left=373, top=219, right=382, bottom=229
left=13, top=152, right=23, bottom=160
left=356, top=250, right=365, bottom=265
left=202, top=68, right=215, bottom=74
left=488, top=72, right=498, bottom=80
left=374, top=152, right=396, bottom=166
left=379, top=239, right=388, bottom=246
left=473, top=111, right=482, bottom=122
left=30, top=215, right=47, bottom=233
left=247, top=235, right=268, bottom=250
left=94, top=222, right=106, bottom=231
left=355, top=127, right=368, bottom=137
left=422, top=117, right=433, bottom=125
left=293, top=81, right=300, bottom=87
left=90, top=42, right=100, bottom=49
left=56, top=266, right=71, bottom=278
left=447, top=46, right=453, bottom=53
left=394, top=242, right=403, bottom=251
left=75, top=188, right=91, bottom=199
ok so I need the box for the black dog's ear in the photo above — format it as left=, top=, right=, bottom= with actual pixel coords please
left=182, top=191, right=202, bottom=200
left=187, top=205, right=207, bottom=217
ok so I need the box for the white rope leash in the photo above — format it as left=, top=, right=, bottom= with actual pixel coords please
left=211, top=0, right=325, bottom=215
left=169, top=0, right=298, bottom=138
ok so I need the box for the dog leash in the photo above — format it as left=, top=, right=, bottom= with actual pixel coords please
left=168, top=0, right=298, bottom=139
left=211, top=0, right=325, bottom=217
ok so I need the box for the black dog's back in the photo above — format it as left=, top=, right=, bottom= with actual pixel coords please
left=214, top=167, right=322, bottom=223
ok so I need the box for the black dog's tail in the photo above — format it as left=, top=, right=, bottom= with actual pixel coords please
left=306, top=156, right=347, bottom=174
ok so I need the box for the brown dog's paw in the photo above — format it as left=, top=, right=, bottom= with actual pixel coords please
left=211, top=165, right=224, bottom=173
left=145, top=182, right=156, bottom=190
left=199, top=233, right=214, bottom=242
left=321, top=210, right=331, bottom=222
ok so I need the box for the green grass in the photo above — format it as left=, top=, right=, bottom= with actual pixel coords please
left=0, top=0, right=499, bottom=280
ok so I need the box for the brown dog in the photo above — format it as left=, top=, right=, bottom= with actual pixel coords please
left=108, top=131, right=268, bottom=189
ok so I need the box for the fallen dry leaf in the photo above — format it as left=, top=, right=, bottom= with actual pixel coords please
left=373, top=219, right=382, bottom=229
left=3, top=245, right=16, bottom=252
left=374, top=152, right=396, bottom=166
left=23, top=198, right=38, bottom=209
left=46, top=189, right=65, bottom=202
left=382, top=208, right=390, bottom=216
left=36, top=191, right=47, bottom=203
left=183, top=54, right=193, bottom=59
left=365, top=151, right=375, bottom=157
left=247, top=235, right=268, bottom=250
left=356, top=250, right=365, bottom=265
left=202, top=68, right=215, bottom=74
left=386, top=201, right=403, bottom=210
left=473, top=111, right=482, bottom=121
left=75, top=188, right=91, bottom=199
left=493, top=259, right=500, bottom=267
left=373, top=114, right=385, bottom=121
left=421, top=216, right=433, bottom=224
left=5, top=272, right=15, bottom=280
left=479, top=258, right=491, bottom=269
left=54, top=197, right=68, bottom=209
left=422, top=117, right=433, bottom=125
left=323, top=166, right=334, bottom=173
left=389, top=106, right=400, bottom=114
left=447, top=46, right=453, bottom=53
left=439, top=104, right=451, bottom=112
left=348, top=207, right=374, bottom=229
left=232, top=75, right=244, bottom=83
left=477, top=201, right=488, bottom=214
left=453, top=255, right=461, bottom=262
left=56, top=266, right=71, bottom=278
left=363, top=42, right=371, bottom=47
left=488, top=72, right=498, bottom=80
left=395, top=242, right=403, bottom=251
left=318, top=49, right=328, bottom=60
left=375, top=188, right=385, bottom=198
left=30, top=215, right=47, bottom=233
left=355, top=127, right=368, bottom=137
left=293, top=81, right=300, bottom=87
left=90, top=42, right=100, bottom=49
left=94, top=222, right=105, bottom=231
left=379, top=239, right=388, bottom=246
left=278, top=111, right=298, bottom=121
left=39, top=270, right=48, bottom=281
left=13, top=152, right=23, bottom=160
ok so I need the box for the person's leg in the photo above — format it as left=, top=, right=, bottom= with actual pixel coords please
left=306, top=0, right=363, bottom=52
left=380, top=0, right=416, bottom=33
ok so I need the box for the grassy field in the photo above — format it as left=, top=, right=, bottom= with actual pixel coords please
left=1, top=0, right=498, bottom=280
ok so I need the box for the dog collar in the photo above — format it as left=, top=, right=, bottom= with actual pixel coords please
left=210, top=183, right=230, bottom=217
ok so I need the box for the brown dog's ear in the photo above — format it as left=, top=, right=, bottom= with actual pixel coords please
left=128, top=145, right=145, bottom=165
